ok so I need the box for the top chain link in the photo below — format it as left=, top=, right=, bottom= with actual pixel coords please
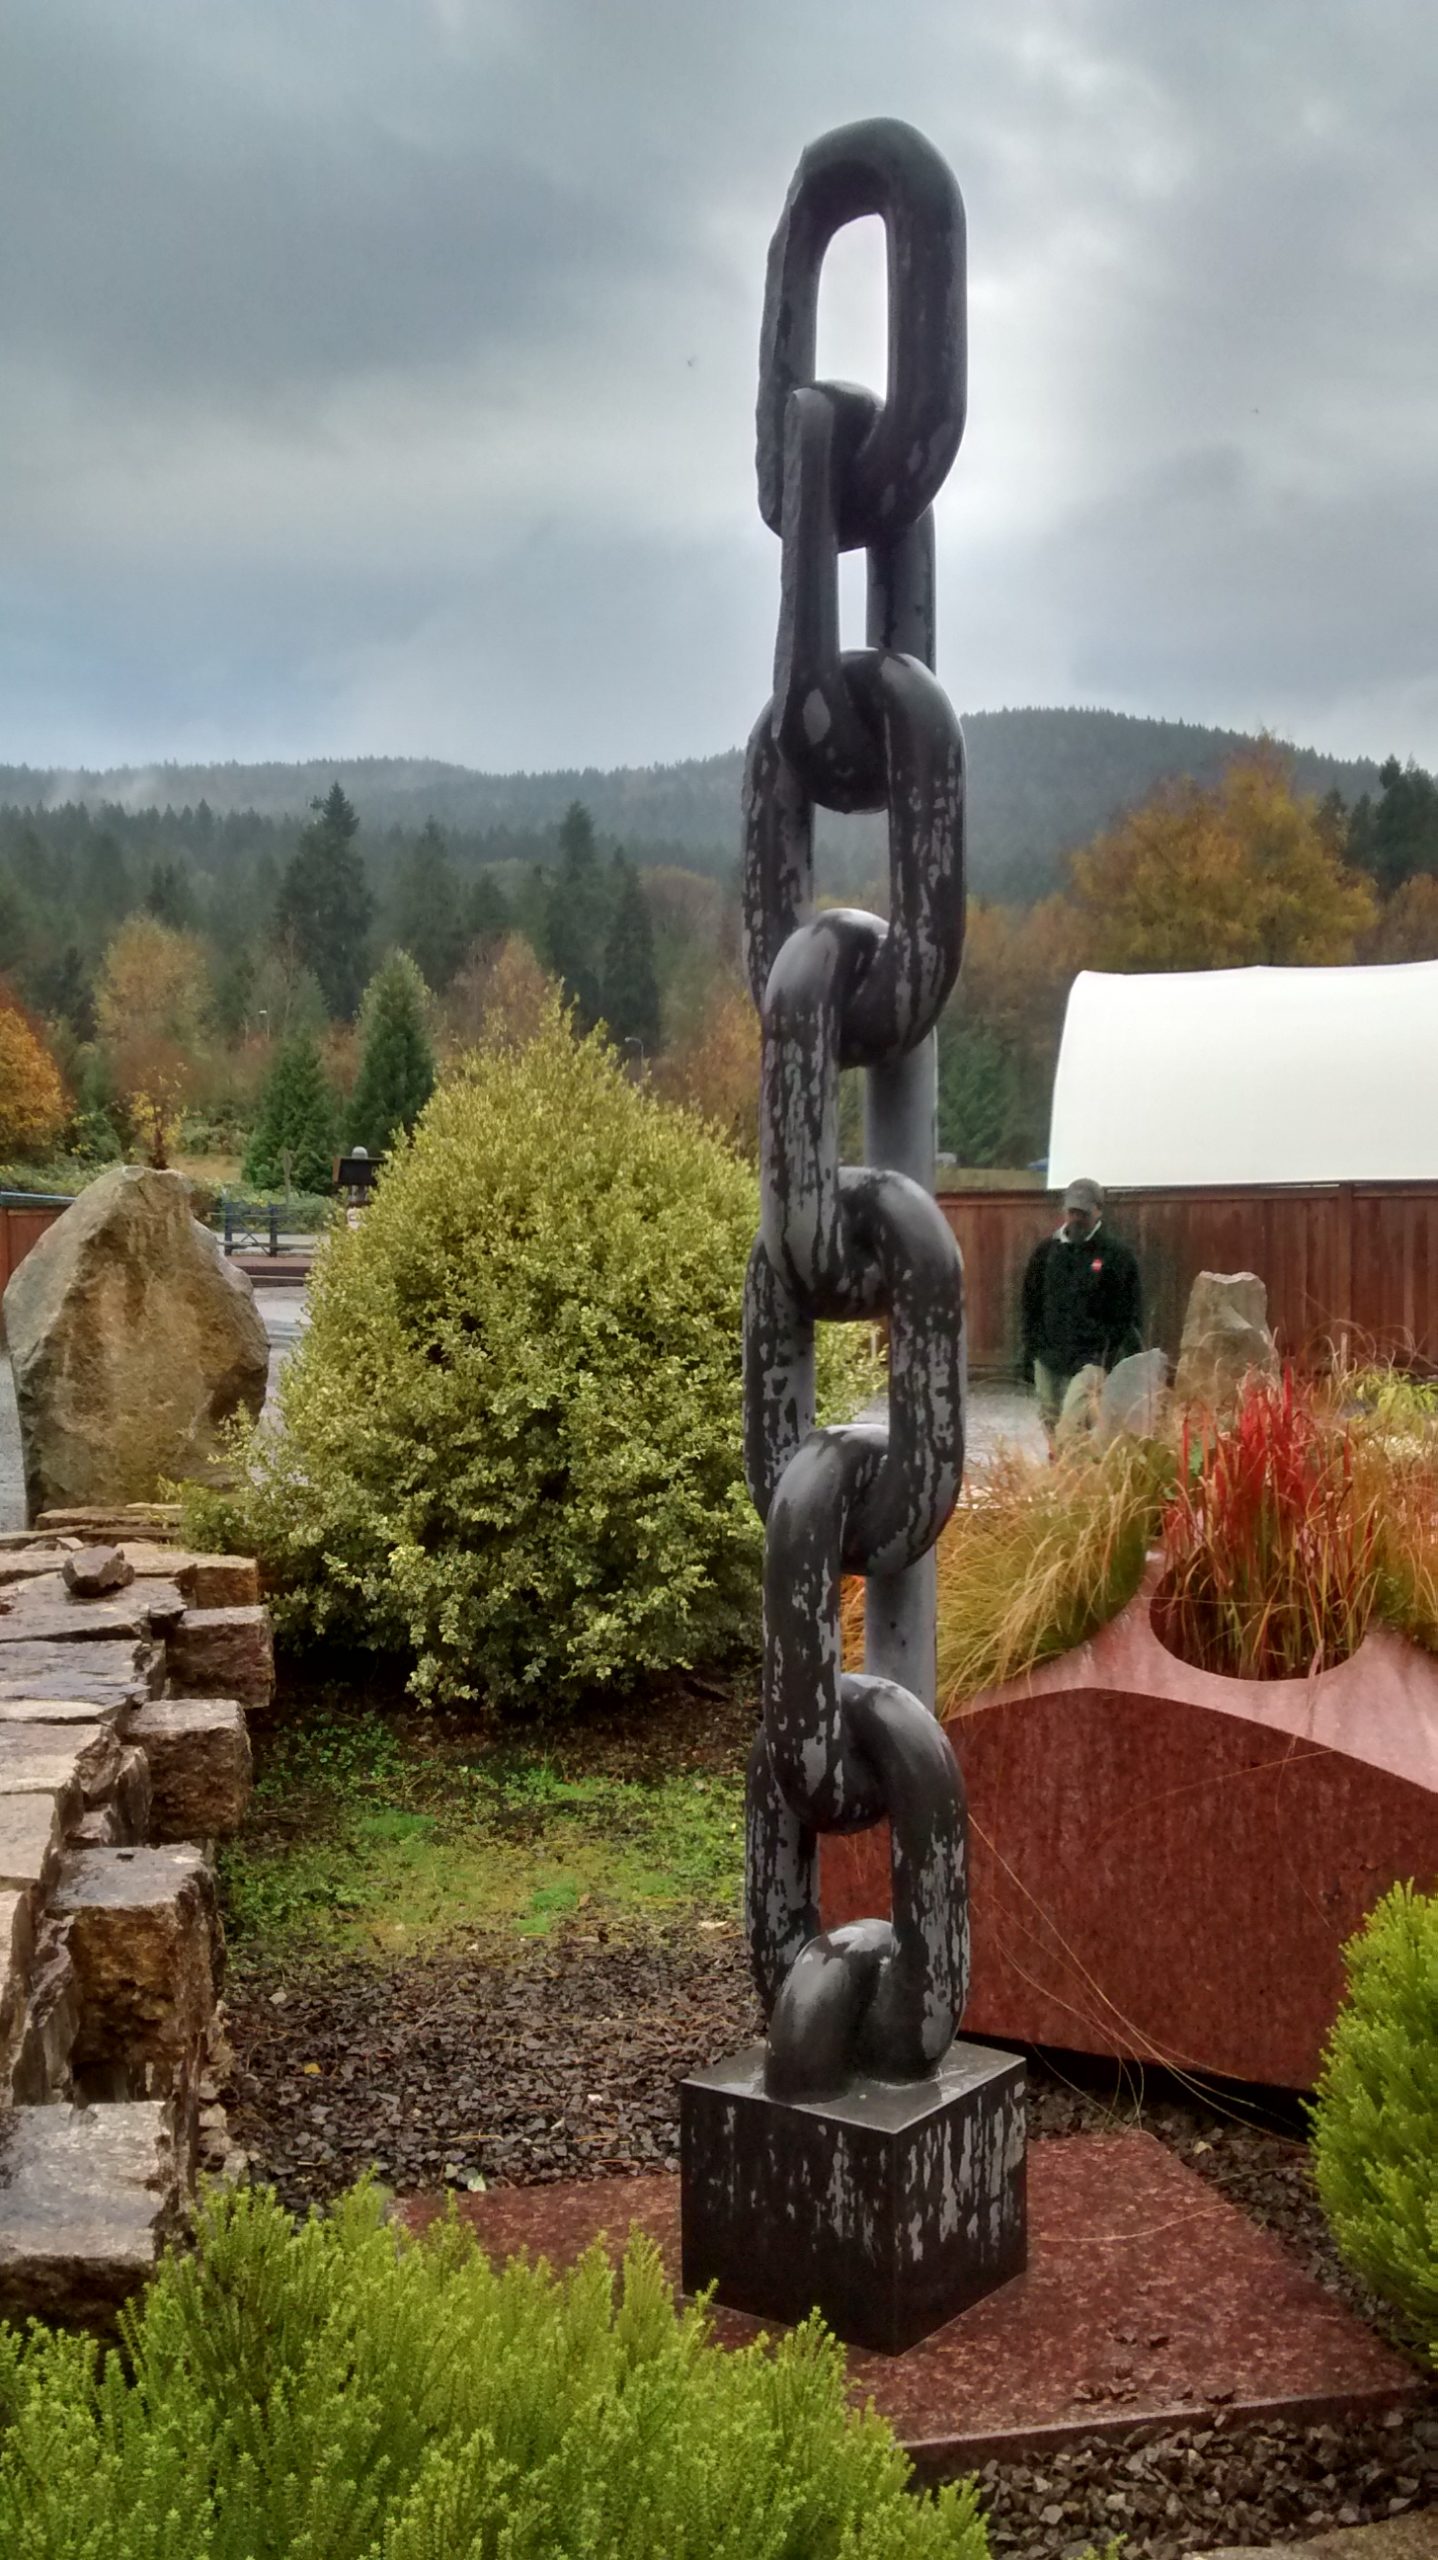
left=741, top=120, right=973, bottom=2103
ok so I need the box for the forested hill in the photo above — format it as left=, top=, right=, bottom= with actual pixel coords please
left=0, top=708, right=1380, bottom=901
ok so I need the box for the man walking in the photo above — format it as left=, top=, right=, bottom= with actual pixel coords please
left=1021, top=1178, right=1142, bottom=1454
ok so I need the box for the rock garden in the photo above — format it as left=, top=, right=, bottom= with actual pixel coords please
left=0, top=1009, right=1436, bottom=2558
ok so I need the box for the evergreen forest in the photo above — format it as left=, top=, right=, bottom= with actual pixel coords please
left=0, top=708, right=1434, bottom=1185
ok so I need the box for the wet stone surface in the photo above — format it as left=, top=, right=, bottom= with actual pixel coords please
left=0, top=2100, right=183, bottom=2328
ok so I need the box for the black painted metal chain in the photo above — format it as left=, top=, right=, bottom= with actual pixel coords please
left=742, top=119, right=971, bottom=2103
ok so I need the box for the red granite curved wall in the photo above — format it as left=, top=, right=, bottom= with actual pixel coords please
left=821, top=1578, right=1438, bottom=2088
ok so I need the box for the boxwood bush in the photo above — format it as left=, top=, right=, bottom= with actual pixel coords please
left=186, top=1007, right=871, bottom=1713
left=0, top=2183, right=988, bottom=2559
left=1311, top=1881, right=1438, bottom=2344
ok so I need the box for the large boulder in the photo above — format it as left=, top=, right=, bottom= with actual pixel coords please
left=2, top=1169, right=268, bottom=1521
left=1173, top=1270, right=1278, bottom=1414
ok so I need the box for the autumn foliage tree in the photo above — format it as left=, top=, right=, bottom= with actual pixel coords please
left=654, top=977, right=759, bottom=1156
left=0, top=1003, right=66, bottom=1160
left=95, top=916, right=212, bottom=1167
left=1068, top=751, right=1376, bottom=971
left=1363, top=873, right=1438, bottom=963
left=938, top=896, right=1084, bottom=1166
left=443, top=934, right=556, bottom=1056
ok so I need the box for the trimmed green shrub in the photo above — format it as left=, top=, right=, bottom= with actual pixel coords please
left=184, top=1006, right=871, bottom=1712
left=1311, top=1881, right=1438, bottom=2342
left=0, top=2182, right=988, bottom=2559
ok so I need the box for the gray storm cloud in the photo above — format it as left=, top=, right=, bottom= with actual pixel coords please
left=1, top=0, right=1434, bottom=772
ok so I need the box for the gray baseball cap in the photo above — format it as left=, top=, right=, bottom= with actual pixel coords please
left=1062, top=1177, right=1104, bottom=1214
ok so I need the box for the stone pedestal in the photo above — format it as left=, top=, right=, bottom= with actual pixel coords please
left=680, top=2037, right=1026, bottom=2355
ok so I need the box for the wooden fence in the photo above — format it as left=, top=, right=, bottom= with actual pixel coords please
left=10, top=1181, right=1438, bottom=1377
left=0, top=1197, right=68, bottom=1299
left=939, top=1183, right=1438, bottom=1376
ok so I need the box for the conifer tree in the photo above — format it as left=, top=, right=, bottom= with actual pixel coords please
left=144, top=860, right=194, bottom=929
left=466, top=870, right=511, bottom=953
left=348, top=950, right=435, bottom=1155
left=390, top=819, right=468, bottom=991
left=242, top=1035, right=337, bottom=1195
left=544, top=802, right=607, bottom=1033
left=601, top=854, right=661, bottom=1056
left=275, top=783, right=373, bottom=1020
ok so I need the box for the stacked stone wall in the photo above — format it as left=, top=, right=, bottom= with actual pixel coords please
left=0, top=1505, right=267, bottom=2324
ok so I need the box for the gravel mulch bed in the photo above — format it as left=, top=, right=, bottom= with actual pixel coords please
left=976, top=2408, right=1438, bottom=2557
left=224, top=1925, right=762, bottom=2206
left=221, top=1924, right=1436, bottom=2557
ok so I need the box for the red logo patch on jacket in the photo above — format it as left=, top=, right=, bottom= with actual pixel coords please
left=1091, top=1258, right=1103, bottom=1273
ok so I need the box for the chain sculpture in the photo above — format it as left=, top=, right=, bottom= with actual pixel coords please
left=742, top=118, right=970, bottom=2105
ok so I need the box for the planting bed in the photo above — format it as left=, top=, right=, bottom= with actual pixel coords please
left=214, top=1674, right=1434, bottom=2553
left=221, top=1920, right=1434, bottom=2559
left=824, top=1559, right=1438, bottom=2087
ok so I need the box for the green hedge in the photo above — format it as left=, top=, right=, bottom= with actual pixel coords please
left=0, top=2183, right=987, bottom=2560
left=1311, top=1881, right=1438, bottom=2344
left=185, top=1008, right=872, bottom=1713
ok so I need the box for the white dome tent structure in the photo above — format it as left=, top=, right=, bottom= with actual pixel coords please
left=1047, top=962, right=1438, bottom=1191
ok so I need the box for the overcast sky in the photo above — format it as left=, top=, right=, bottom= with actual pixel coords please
left=3, top=0, right=1435, bottom=777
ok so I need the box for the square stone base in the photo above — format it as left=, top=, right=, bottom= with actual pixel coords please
left=680, top=2037, right=1026, bottom=2354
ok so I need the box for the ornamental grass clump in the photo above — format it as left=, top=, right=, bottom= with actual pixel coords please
left=184, top=1005, right=870, bottom=1715
left=931, top=1436, right=1171, bottom=1711
left=842, top=1436, right=1169, bottom=1713
left=0, top=2181, right=989, bottom=2559
left=1311, top=1882, right=1438, bottom=2347
left=1160, top=1368, right=1386, bottom=1679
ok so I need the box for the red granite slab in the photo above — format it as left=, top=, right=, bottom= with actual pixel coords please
left=396, top=2132, right=1422, bottom=2467
left=823, top=1568, right=1438, bottom=2087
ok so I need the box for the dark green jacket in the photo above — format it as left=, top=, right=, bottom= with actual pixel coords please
left=1020, top=1223, right=1142, bottom=1380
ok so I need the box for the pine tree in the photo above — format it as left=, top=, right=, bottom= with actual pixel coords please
left=390, top=819, right=468, bottom=992
left=937, top=1016, right=1021, bottom=1167
left=601, top=855, right=661, bottom=1056
left=544, top=802, right=608, bottom=1033
left=144, top=860, right=194, bottom=929
left=243, top=1035, right=337, bottom=1194
left=30, top=943, right=96, bottom=1042
left=274, top=783, right=373, bottom=1020
left=348, top=951, right=436, bottom=1155
left=1369, top=756, right=1438, bottom=893
left=466, top=870, right=511, bottom=952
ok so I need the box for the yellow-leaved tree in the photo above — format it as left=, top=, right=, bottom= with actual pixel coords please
left=0, top=1004, right=67, bottom=1160
left=95, top=917, right=212, bottom=1166
left=653, top=976, right=759, bottom=1157
left=1364, top=872, right=1438, bottom=963
left=1069, top=750, right=1377, bottom=971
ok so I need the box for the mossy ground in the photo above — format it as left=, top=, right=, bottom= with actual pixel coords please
left=220, top=1679, right=750, bottom=1961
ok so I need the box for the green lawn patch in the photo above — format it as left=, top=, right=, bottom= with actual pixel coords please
left=220, top=1705, right=746, bottom=1961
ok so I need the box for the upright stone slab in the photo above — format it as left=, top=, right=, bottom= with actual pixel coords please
left=1174, top=1271, right=1278, bottom=1414
left=2, top=1166, right=268, bottom=1520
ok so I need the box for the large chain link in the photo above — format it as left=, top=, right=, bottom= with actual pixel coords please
left=742, top=119, right=970, bottom=2103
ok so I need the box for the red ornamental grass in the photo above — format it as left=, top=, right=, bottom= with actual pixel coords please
left=1161, top=1368, right=1385, bottom=1679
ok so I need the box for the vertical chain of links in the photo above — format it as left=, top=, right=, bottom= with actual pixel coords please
left=741, top=120, right=971, bottom=2103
